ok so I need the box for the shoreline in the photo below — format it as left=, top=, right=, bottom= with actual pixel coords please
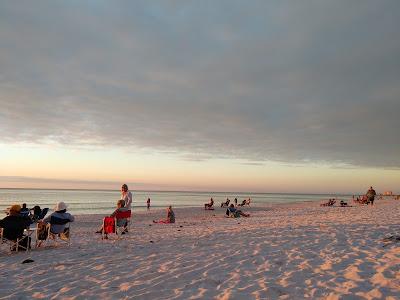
left=1, top=199, right=399, bottom=299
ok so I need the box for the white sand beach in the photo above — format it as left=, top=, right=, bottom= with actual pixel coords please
left=0, top=199, right=399, bottom=299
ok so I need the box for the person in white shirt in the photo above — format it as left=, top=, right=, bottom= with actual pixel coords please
left=121, top=184, right=132, bottom=210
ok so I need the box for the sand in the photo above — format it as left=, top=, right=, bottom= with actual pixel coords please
left=0, top=199, right=399, bottom=299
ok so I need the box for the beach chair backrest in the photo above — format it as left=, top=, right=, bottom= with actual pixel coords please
left=39, top=208, right=49, bottom=220
left=50, top=216, right=71, bottom=225
left=115, top=210, right=131, bottom=220
left=103, top=217, right=116, bottom=234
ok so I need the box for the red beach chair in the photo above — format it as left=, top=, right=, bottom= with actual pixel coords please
left=116, top=210, right=132, bottom=232
left=102, top=210, right=131, bottom=240
left=102, top=217, right=115, bottom=240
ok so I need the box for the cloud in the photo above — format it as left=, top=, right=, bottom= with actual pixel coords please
left=0, top=1, right=399, bottom=168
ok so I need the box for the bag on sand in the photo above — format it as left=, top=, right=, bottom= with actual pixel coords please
left=36, top=222, right=48, bottom=241
left=59, top=227, right=70, bottom=241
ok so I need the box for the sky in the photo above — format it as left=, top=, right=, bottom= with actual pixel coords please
left=0, top=1, right=399, bottom=193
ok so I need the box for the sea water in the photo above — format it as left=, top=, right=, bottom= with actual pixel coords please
left=0, top=188, right=351, bottom=216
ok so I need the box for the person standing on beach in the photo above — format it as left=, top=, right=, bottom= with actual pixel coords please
left=147, top=198, right=151, bottom=210
left=366, top=186, right=376, bottom=206
left=121, top=184, right=133, bottom=210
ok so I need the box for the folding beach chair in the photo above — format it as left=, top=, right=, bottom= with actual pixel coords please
left=102, top=217, right=116, bottom=240
left=102, top=210, right=131, bottom=240
left=36, top=217, right=72, bottom=247
left=31, top=207, right=49, bottom=222
left=0, top=227, right=30, bottom=253
left=116, top=209, right=132, bottom=232
left=39, top=208, right=49, bottom=220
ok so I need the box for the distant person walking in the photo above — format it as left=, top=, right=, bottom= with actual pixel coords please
left=121, top=184, right=133, bottom=210
left=147, top=198, right=151, bottom=210
left=366, top=186, right=376, bottom=206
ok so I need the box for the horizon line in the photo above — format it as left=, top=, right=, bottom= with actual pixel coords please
left=0, top=187, right=365, bottom=196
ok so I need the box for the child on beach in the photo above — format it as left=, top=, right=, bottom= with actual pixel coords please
left=153, top=206, right=175, bottom=224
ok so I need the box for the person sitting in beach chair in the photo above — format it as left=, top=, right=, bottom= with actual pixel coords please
left=238, top=198, right=251, bottom=206
left=226, top=204, right=250, bottom=218
left=0, top=205, right=32, bottom=252
left=100, top=209, right=131, bottom=240
left=42, top=202, right=74, bottom=234
left=30, top=206, right=49, bottom=222
left=320, top=199, right=336, bottom=207
left=96, top=200, right=131, bottom=239
left=37, top=202, right=74, bottom=247
left=204, top=198, right=214, bottom=210
left=31, top=206, right=41, bottom=221
left=246, top=198, right=251, bottom=206
left=19, top=203, right=30, bottom=218
left=153, top=206, right=175, bottom=224
left=221, top=198, right=230, bottom=208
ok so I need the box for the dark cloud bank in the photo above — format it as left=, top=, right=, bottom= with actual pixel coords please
left=0, top=1, right=399, bottom=168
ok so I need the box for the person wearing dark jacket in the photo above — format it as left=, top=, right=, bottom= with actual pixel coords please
left=366, top=186, right=377, bottom=206
left=0, top=204, right=32, bottom=249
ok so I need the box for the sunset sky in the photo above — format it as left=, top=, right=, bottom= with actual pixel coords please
left=0, top=1, right=399, bottom=193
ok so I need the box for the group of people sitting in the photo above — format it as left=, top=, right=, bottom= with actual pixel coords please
left=0, top=201, right=74, bottom=251
left=320, top=198, right=349, bottom=207
left=203, top=197, right=252, bottom=209
left=95, top=184, right=176, bottom=239
left=203, top=197, right=251, bottom=218
left=320, top=187, right=377, bottom=208
left=4, top=204, right=49, bottom=222
left=353, top=187, right=377, bottom=205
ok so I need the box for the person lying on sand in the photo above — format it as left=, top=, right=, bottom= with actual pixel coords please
left=153, top=206, right=175, bottom=224
left=96, top=200, right=130, bottom=235
left=226, top=204, right=250, bottom=217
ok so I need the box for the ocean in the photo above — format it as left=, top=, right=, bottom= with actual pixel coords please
left=0, top=188, right=351, bottom=217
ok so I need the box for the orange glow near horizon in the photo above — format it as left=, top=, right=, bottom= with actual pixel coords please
left=1, top=143, right=399, bottom=194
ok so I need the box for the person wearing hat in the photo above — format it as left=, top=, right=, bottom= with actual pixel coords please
left=42, top=202, right=74, bottom=234
left=0, top=204, right=32, bottom=242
